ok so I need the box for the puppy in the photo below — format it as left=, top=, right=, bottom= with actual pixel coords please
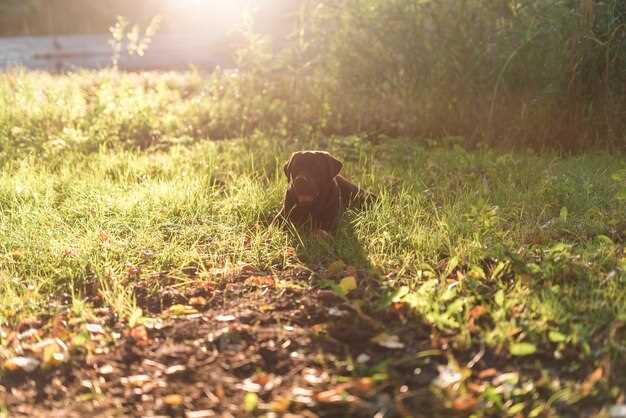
left=273, top=151, right=374, bottom=233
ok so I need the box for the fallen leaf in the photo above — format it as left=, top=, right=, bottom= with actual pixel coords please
left=243, top=392, right=258, bottom=412
left=189, top=296, right=207, bottom=306
left=452, top=394, right=477, bottom=411
left=10, top=249, right=26, bottom=259
left=163, top=394, right=184, bottom=407
left=292, top=387, right=315, bottom=407
left=122, top=374, right=151, bottom=387
left=581, top=367, right=604, bottom=396
left=339, top=276, right=358, bottom=294
left=469, top=306, right=487, bottom=320
left=216, top=314, right=236, bottom=322
left=371, top=333, right=405, bottom=349
left=477, top=368, right=498, bottom=380
left=302, top=368, right=327, bottom=385
left=245, top=275, right=275, bottom=288
left=253, top=372, right=270, bottom=386
left=509, top=342, right=536, bottom=356
left=98, top=364, right=115, bottom=375
left=467, top=382, right=486, bottom=394
left=492, top=372, right=519, bottom=386
left=129, top=325, right=149, bottom=342
left=31, top=338, right=69, bottom=367
left=165, top=365, right=187, bottom=376
left=3, top=356, right=40, bottom=373
left=41, top=341, right=69, bottom=367
left=165, top=304, right=198, bottom=317
left=85, top=323, right=105, bottom=334
left=315, top=385, right=351, bottom=404
left=17, top=328, right=39, bottom=341
left=98, top=231, right=110, bottom=243
left=271, top=396, right=291, bottom=413
left=186, top=411, right=216, bottom=418
left=352, top=377, right=375, bottom=394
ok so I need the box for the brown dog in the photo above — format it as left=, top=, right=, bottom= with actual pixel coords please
left=273, top=151, right=374, bottom=233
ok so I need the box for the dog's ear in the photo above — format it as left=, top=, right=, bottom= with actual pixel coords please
left=283, top=153, right=294, bottom=179
left=319, top=152, right=342, bottom=179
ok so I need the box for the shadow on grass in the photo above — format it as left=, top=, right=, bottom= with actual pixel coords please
left=291, top=214, right=375, bottom=275
left=282, top=218, right=461, bottom=417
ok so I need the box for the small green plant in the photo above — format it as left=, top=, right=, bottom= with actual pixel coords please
left=108, top=15, right=162, bottom=70
left=612, top=168, right=626, bottom=202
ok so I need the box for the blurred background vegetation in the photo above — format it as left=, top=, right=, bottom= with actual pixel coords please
left=0, top=0, right=624, bottom=148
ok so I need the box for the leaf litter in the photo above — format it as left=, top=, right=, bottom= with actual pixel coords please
left=0, top=264, right=622, bottom=417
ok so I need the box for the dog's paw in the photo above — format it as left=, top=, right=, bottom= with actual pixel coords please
left=311, top=229, right=333, bottom=240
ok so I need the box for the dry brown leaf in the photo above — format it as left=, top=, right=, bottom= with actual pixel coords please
left=452, top=394, right=477, bottom=411
left=581, top=367, right=604, bottom=396
left=371, top=333, right=405, bottom=349
left=315, top=384, right=352, bottom=404
left=467, top=382, right=486, bottom=394
left=85, top=323, right=105, bottom=334
left=245, top=275, right=275, bottom=288
left=270, top=396, right=291, bottom=412
left=129, top=325, right=149, bottom=342
left=165, top=304, right=199, bottom=317
left=98, top=231, right=110, bottom=243
left=3, top=356, right=40, bottom=373
left=163, top=393, right=184, bottom=407
left=188, top=296, right=207, bottom=306
left=122, top=374, right=150, bottom=387
left=351, top=377, right=375, bottom=395
left=478, top=368, right=498, bottom=379
left=469, top=306, right=488, bottom=320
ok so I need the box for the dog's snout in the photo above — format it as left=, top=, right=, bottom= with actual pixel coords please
left=291, top=176, right=318, bottom=204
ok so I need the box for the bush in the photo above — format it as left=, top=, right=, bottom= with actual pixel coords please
left=222, top=0, right=626, bottom=148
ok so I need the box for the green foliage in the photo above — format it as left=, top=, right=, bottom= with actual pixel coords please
left=224, top=0, right=625, bottom=147
left=0, top=71, right=624, bottom=416
left=1, top=1, right=624, bottom=147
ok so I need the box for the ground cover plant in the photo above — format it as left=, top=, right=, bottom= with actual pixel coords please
left=0, top=71, right=625, bottom=417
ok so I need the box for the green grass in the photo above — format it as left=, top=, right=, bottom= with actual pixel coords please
left=1, top=71, right=625, bottom=416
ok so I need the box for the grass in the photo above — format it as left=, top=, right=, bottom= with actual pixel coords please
left=1, top=70, right=625, bottom=416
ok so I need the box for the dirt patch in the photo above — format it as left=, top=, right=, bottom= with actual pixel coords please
left=0, top=270, right=454, bottom=418
left=2, top=267, right=613, bottom=417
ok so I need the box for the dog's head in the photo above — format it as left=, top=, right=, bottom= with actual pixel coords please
left=283, top=151, right=343, bottom=206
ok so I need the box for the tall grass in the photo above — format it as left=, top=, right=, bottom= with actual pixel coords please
left=230, top=0, right=626, bottom=148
